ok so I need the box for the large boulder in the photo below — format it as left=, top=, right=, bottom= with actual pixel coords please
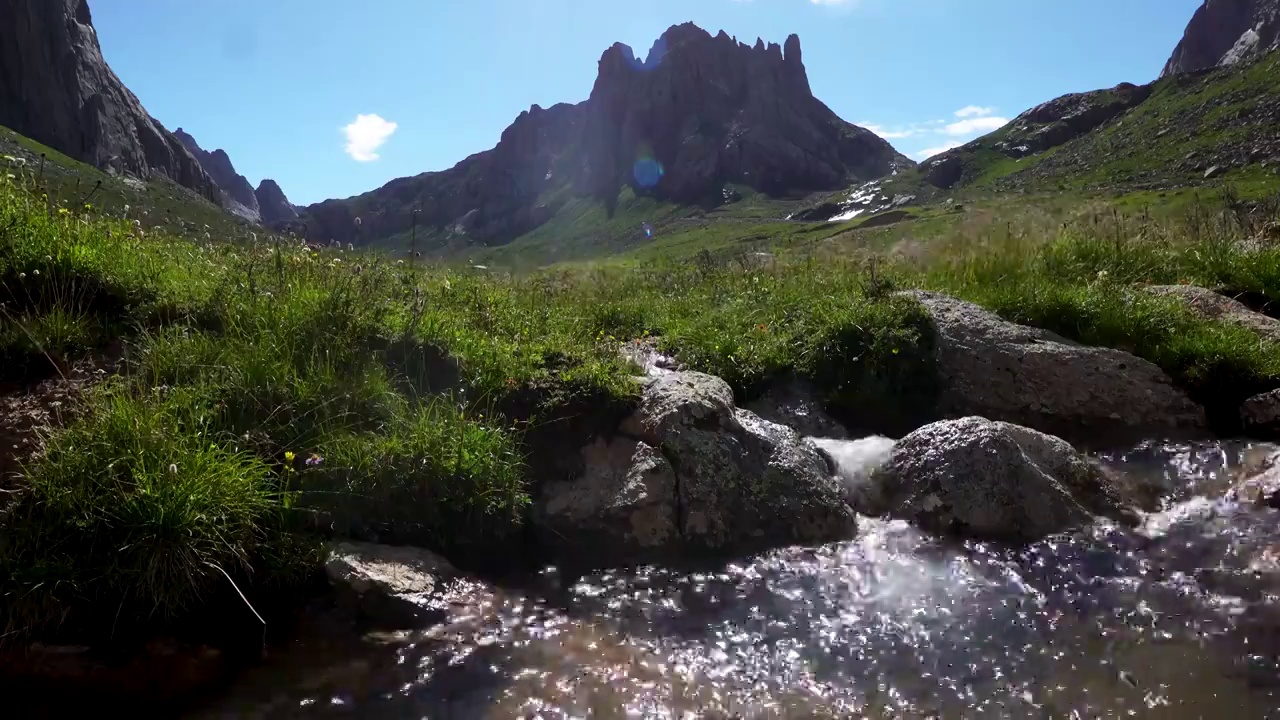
left=902, top=291, right=1208, bottom=444
left=535, top=370, right=857, bottom=565
left=325, top=541, right=455, bottom=628
left=863, top=417, right=1140, bottom=542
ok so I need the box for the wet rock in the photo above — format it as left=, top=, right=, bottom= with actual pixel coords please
left=325, top=541, right=455, bottom=628
left=538, top=436, right=680, bottom=560
left=901, top=290, right=1208, bottom=444
left=1147, top=284, right=1280, bottom=344
left=1226, top=464, right=1280, bottom=509
left=1242, top=389, right=1280, bottom=437
left=744, top=375, right=848, bottom=439
left=536, top=370, right=857, bottom=564
left=0, top=638, right=225, bottom=711
left=865, top=417, right=1140, bottom=542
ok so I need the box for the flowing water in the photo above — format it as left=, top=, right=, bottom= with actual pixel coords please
left=196, top=439, right=1280, bottom=719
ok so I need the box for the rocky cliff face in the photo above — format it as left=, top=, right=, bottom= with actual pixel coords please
left=255, top=179, right=299, bottom=228
left=1163, top=0, right=1280, bottom=76
left=0, top=0, right=217, bottom=199
left=299, top=24, right=909, bottom=250
left=174, top=129, right=261, bottom=222
left=576, top=24, right=904, bottom=204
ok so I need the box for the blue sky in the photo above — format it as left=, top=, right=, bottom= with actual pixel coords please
left=89, top=0, right=1202, bottom=206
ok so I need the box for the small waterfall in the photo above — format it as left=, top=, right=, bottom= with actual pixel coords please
left=809, top=435, right=895, bottom=506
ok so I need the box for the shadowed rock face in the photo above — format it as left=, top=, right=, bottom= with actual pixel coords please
left=174, top=129, right=261, bottom=222
left=1163, top=0, right=1280, bottom=77
left=255, top=179, right=299, bottom=228
left=0, top=0, right=217, bottom=199
left=576, top=24, right=906, bottom=204
left=297, top=24, right=911, bottom=250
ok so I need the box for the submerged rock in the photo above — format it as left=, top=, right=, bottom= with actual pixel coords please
left=536, top=370, right=856, bottom=565
left=902, top=291, right=1207, bottom=444
left=864, top=417, right=1140, bottom=542
left=325, top=542, right=455, bottom=627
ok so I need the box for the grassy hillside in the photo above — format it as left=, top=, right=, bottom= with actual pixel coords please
left=904, top=52, right=1280, bottom=197
left=1, top=124, right=256, bottom=242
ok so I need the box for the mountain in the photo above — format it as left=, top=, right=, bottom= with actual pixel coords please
left=0, top=0, right=217, bottom=201
left=174, top=129, right=262, bottom=222
left=172, top=128, right=299, bottom=227
left=255, top=179, right=299, bottom=228
left=891, top=44, right=1280, bottom=200
left=298, top=24, right=910, bottom=251
left=1163, top=0, right=1280, bottom=77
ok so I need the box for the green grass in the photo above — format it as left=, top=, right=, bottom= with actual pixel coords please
left=916, top=52, right=1280, bottom=196
left=4, top=161, right=1280, bottom=650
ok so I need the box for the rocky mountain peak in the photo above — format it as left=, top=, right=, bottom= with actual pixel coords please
left=578, top=23, right=905, bottom=204
left=298, top=23, right=907, bottom=250
left=0, top=0, right=217, bottom=199
left=254, top=179, right=299, bottom=228
left=1163, top=0, right=1280, bottom=76
left=173, top=128, right=261, bottom=222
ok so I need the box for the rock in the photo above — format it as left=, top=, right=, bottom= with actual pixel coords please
left=174, top=128, right=261, bottom=222
left=1147, top=284, right=1280, bottom=344
left=858, top=209, right=911, bottom=229
left=536, top=370, right=857, bottom=564
left=0, top=0, right=217, bottom=198
left=920, top=154, right=965, bottom=189
left=325, top=541, right=455, bottom=627
left=1226, top=464, right=1280, bottom=509
left=255, top=179, right=300, bottom=227
left=744, top=375, right=849, bottom=439
left=1204, top=164, right=1226, bottom=179
left=1163, top=0, right=1280, bottom=77
left=1242, top=389, right=1280, bottom=436
left=0, top=638, right=225, bottom=711
left=865, top=417, right=1140, bottom=542
left=298, top=24, right=910, bottom=250
left=902, top=291, right=1208, bottom=444
left=537, top=436, right=680, bottom=560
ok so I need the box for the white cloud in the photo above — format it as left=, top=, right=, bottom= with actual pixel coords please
left=913, top=142, right=962, bottom=160
left=943, top=116, right=1008, bottom=136
left=862, top=123, right=916, bottom=140
left=862, top=105, right=1006, bottom=160
left=342, top=114, right=398, bottom=162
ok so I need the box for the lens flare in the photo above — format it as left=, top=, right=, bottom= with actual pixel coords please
left=633, top=157, right=664, bottom=189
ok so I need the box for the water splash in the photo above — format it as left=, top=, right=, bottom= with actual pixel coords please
left=198, top=440, right=1280, bottom=718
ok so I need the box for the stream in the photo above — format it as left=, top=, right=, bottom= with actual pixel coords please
left=194, top=439, right=1280, bottom=719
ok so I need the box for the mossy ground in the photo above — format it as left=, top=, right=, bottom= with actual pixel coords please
left=4, top=145, right=1280, bottom=653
